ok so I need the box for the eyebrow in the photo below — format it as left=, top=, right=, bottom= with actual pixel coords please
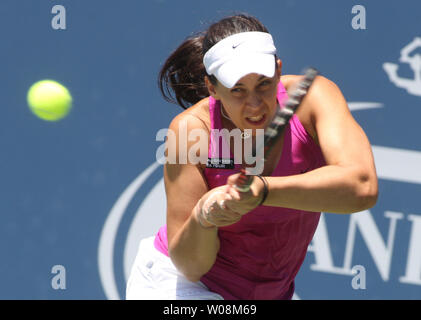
left=234, top=75, right=268, bottom=87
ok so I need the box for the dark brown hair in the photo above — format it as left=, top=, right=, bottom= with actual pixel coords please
left=158, top=14, right=270, bottom=109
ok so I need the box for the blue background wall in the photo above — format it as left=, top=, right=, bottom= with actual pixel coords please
left=1, top=0, right=420, bottom=299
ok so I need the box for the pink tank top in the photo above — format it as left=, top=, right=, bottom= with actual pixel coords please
left=154, top=81, right=325, bottom=300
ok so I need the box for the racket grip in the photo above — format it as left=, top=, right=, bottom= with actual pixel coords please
left=235, top=169, right=254, bottom=192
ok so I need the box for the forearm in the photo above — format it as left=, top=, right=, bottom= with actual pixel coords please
left=168, top=203, right=219, bottom=282
left=264, top=164, right=378, bottom=213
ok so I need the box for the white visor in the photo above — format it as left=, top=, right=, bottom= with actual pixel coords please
left=203, top=31, right=277, bottom=88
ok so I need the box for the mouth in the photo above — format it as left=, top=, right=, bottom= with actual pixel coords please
left=245, top=114, right=266, bottom=126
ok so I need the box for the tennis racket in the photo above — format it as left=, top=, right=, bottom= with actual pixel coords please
left=235, top=67, right=319, bottom=192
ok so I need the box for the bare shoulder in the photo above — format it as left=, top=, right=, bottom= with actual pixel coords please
left=280, top=74, right=317, bottom=141
left=303, top=74, right=351, bottom=120
left=169, top=97, right=211, bottom=132
left=280, top=74, right=301, bottom=88
left=281, top=74, right=340, bottom=97
left=280, top=74, right=346, bottom=144
left=166, top=98, right=210, bottom=168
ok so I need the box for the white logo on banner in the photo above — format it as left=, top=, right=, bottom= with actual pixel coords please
left=383, top=37, right=421, bottom=96
left=98, top=102, right=421, bottom=300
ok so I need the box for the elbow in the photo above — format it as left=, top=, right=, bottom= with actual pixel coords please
left=353, top=172, right=379, bottom=212
left=175, top=265, right=207, bottom=283
left=168, top=249, right=210, bottom=283
left=179, top=258, right=214, bottom=282
left=184, top=273, right=202, bottom=283
left=356, top=188, right=378, bottom=212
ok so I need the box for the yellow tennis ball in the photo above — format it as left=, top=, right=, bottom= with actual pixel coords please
left=27, top=80, right=72, bottom=121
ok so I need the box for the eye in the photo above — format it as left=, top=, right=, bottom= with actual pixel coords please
left=259, top=80, right=271, bottom=87
left=230, top=87, right=243, bottom=93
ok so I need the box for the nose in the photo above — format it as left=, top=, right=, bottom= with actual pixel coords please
left=246, top=92, right=263, bottom=109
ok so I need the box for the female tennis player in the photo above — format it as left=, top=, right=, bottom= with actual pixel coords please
left=126, top=14, right=378, bottom=300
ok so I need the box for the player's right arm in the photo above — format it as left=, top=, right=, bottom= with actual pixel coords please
left=164, top=112, right=221, bottom=282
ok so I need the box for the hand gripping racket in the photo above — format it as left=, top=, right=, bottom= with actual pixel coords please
left=235, top=67, right=319, bottom=192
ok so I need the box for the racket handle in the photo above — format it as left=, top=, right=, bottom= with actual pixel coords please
left=235, top=169, right=254, bottom=192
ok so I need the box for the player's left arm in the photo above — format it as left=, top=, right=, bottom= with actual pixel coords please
left=260, top=75, right=378, bottom=213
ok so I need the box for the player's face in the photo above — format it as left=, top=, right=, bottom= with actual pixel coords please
left=208, top=60, right=282, bottom=131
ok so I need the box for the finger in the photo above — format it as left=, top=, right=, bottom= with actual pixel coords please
left=204, top=203, right=237, bottom=223
left=227, top=187, right=242, bottom=201
left=226, top=173, right=241, bottom=187
left=218, top=199, right=226, bottom=210
left=211, top=207, right=242, bottom=221
left=216, top=188, right=233, bottom=209
left=228, top=172, right=256, bottom=193
left=223, top=200, right=244, bottom=215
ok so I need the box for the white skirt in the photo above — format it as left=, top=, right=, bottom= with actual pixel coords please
left=126, top=236, right=224, bottom=300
